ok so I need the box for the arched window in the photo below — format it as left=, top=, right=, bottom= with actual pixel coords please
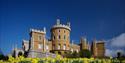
left=63, top=44, right=66, bottom=50
left=64, top=35, right=66, bottom=40
left=53, top=44, right=55, bottom=49
left=46, top=45, right=48, bottom=50
left=58, top=44, right=61, bottom=50
left=64, top=30, right=65, bottom=33
left=38, top=35, right=42, bottom=40
left=59, top=35, right=61, bottom=39
left=59, top=29, right=60, bottom=32
left=38, top=44, right=42, bottom=49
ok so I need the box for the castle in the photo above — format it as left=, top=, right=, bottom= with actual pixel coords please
left=12, top=19, right=105, bottom=58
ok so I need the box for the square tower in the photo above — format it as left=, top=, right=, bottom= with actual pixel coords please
left=29, top=28, right=46, bottom=52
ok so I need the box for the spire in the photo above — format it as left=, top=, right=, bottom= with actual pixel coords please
left=67, top=22, right=70, bottom=27
left=43, top=27, right=46, bottom=33
left=67, top=18, right=70, bottom=27
left=56, top=18, right=60, bottom=25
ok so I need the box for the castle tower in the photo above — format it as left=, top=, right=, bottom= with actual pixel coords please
left=87, top=41, right=91, bottom=50
left=80, top=37, right=88, bottom=50
left=91, top=39, right=97, bottom=57
left=51, top=19, right=71, bottom=54
left=96, top=41, right=105, bottom=57
left=29, top=28, right=46, bottom=52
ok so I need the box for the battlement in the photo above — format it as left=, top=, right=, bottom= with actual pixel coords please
left=51, top=19, right=71, bottom=31
left=30, top=27, right=46, bottom=34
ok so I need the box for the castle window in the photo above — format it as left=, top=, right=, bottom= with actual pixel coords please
left=59, top=29, right=60, bottom=32
left=58, top=44, right=61, bottom=50
left=71, top=49, right=73, bottom=52
left=59, top=35, right=61, bottom=39
left=64, top=30, right=65, bottom=33
left=53, top=44, right=55, bottom=49
left=38, top=44, right=42, bottom=49
left=64, top=35, right=66, bottom=40
left=38, top=35, right=42, bottom=40
left=46, top=45, right=48, bottom=50
left=63, top=44, right=66, bottom=50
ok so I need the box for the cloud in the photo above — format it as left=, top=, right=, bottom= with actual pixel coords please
left=105, top=33, right=125, bottom=57
left=105, top=49, right=125, bottom=57
left=105, top=49, right=113, bottom=56
left=110, top=33, right=125, bottom=47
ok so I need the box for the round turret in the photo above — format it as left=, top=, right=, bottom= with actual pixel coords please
left=51, top=19, right=71, bottom=54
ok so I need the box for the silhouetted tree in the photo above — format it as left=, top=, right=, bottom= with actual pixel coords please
left=18, top=51, right=23, bottom=57
left=0, top=49, right=4, bottom=60
left=3, top=56, right=9, bottom=61
left=79, top=49, right=92, bottom=58
left=24, top=51, right=28, bottom=57
left=117, top=52, right=121, bottom=58
left=0, top=54, right=4, bottom=60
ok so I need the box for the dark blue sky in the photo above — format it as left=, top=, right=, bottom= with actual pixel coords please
left=0, top=0, right=125, bottom=55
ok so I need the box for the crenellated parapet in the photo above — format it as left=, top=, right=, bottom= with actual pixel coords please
left=51, top=19, right=71, bottom=31
left=30, top=27, right=46, bottom=34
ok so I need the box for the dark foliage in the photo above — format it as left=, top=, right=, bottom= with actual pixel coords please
left=24, top=51, right=28, bottom=57
left=0, top=54, right=4, bottom=60
left=18, top=51, right=23, bottom=57
left=79, top=49, right=92, bottom=58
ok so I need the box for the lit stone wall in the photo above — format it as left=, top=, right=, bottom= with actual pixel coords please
left=96, top=42, right=105, bottom=57
left=51, top=28, right=70, bottom=50
left=30, top=28, right=46, bottom=52
left=70, top=44, right=80, bottom=53
left=50, top=19, right=71, bottom=54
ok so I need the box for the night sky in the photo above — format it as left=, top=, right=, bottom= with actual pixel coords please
left=0, top=0, right=125, bottom=56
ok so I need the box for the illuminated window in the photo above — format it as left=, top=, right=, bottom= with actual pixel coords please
left=38, top=44, right=42, bottom=49
left=58, top=44, right=61, bottom=50
left=71, top=49, right=73, bottom=52
left=46, top=45, right=48, bottom=50
left=63, top=44, right=66, bottom=50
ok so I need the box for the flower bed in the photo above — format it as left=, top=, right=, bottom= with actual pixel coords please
left=0, top=55, right=125, bottom=63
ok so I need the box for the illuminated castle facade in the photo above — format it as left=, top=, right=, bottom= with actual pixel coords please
left=12, top=19, right=105, bottom=58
